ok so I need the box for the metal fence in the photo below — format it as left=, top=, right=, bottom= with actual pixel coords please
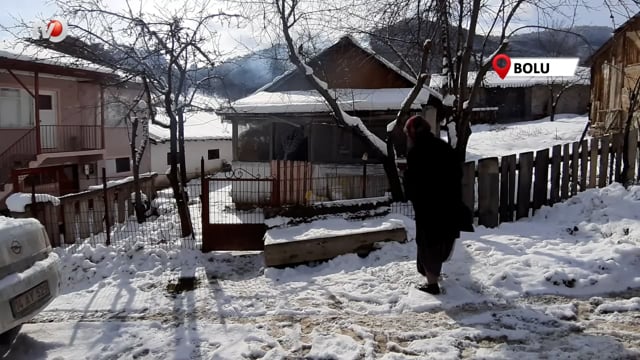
left=11, top=172, right=204, bottom=252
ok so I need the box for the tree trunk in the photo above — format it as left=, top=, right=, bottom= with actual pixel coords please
left=454, top=112, right=472, bottom=161
left=130, top=118, right=146, bottom=223
left=178, top=110, right=189, bottom=203
left=165, top=94, right=193, bottom=237
left=385, top=139, right=404, bottom=200
left=621, top=110, right=634, bottom=185
left=550, top=102, right=557, bottom=122
left=132, top=162, right=146, bottom=223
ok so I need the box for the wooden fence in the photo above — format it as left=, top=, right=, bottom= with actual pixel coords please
left=466, top=129, right=639, bottom=228
left=14, top=173, right=157, bottom=246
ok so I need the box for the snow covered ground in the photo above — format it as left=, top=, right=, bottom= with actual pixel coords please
left=462, top=114, right=589, bottom=161
left=6, top=181, right=640, bottom=359
left=2, top=113, right=636, bottom=359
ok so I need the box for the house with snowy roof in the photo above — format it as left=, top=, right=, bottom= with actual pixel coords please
left=0, top=44, right=151, bottom=207
left=216, top=35, right=442, bottom=202
left=429, top=67, right=590, bottom=124
left=149, top=94, right=232, bottom=187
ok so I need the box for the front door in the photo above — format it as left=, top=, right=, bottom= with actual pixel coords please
left=39, top=92, right=57, bottom=149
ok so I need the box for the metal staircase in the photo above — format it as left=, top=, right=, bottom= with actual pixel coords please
left=0, top=128, right=37, bottom=193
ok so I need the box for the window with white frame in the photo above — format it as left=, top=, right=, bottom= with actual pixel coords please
left=0, top=88, right=34, bottom=128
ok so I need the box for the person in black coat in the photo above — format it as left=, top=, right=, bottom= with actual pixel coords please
left=403, top=115, right=473, bottom=295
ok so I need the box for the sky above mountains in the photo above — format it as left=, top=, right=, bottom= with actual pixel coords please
left=0, top=0, right=636, bottom=56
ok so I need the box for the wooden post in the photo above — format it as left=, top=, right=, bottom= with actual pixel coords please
left=102, top=168, right=111, bottom=246
left=599, top=136, right=610, bottom=187
left=201, top=172, right=209, bottom=244
left=362, top=161, right=367, bottom=199
left=550, top=145, right=562, bottom=205
left=561, top=144, right=570, bottom=199
left=78, top=200, right=91, bottom=239
left=533, top=149, right=549, bottom=212
left=461, top=162, right=476, bottom=216
left=34, top=71, right=41, bottom=154
left=499, top=154, right=516, bottom=223
left=516, top=152, right=534, bottom=220
left=612, top=133, right=624, bottom=183
left=92, top=197, right=104, bottom=234
left=30, top=180, right=37, bottom=217
left=628, top=128, right=638, bottom=181
left=63, top=202, right=76, bottom=244
left=571, top=142, right=580, bottom=195
left=589, top=138, right=598, bottom=189
left=100, top=86, right=105, bottom=149
left=117, top=191, right=126, bottom=223
left=627, top=128, right=638, bottom=183
left=477, top=158, right=499, bottom=228
left=580, top=140, right=588, bottom=190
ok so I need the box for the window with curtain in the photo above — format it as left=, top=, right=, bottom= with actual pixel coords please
left=0, top=88, right=34, bottom=128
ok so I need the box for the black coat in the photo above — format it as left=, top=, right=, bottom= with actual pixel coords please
left=403, top=131, right=474, bottom=238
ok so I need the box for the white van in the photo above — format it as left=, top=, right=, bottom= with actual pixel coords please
left=0, top=217, right=60, bottom=347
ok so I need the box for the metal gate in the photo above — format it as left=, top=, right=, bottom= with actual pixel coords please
left=200, top=168, right=276, bottom=252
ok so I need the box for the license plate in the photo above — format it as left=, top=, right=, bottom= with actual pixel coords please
left=10, top=281, right=51, bottom=319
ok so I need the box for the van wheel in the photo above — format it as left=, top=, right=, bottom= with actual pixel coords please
left=0, top=325, right=22, bottom=347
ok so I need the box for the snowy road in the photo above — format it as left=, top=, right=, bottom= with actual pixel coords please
left=7, top=291, right=640, bottom=359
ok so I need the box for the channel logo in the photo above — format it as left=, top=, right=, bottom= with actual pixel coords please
left=492, top=54, right=579, bottom=79
left=32, top=18, right=68, bottom=43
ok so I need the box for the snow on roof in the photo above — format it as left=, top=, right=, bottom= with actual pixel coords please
left=219, top=88, right=435, bottom=114
left=253, top=35, right=442, bottom=101
left=429, top=67, right=590, bottom=89
left=149, top=92, right=231, bottom=142
left=6, top=193, right=60, bottom=212
left=149, top=110, right=231, bottom=142
left=0, top=40, right=114, bottom=76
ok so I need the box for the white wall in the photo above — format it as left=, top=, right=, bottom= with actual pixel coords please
left=152, top=139, right=232, bottom=186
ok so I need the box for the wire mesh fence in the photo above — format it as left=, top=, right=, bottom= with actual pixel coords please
left=12, top=163, right=416, bottom=253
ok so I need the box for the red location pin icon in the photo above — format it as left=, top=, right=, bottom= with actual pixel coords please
left=492, top=54, right=511, bottom=79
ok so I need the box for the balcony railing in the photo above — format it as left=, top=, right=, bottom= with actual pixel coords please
left=40, top=125, right=103, bottom=153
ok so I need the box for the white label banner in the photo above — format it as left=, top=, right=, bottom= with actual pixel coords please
left=506, top=58, right=579, bottom=77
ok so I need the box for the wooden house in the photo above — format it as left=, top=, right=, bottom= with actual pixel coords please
left=589, top=13, right=640, bottom=135
left=430, top=68, right=590, bottom=124
left=217, top=35, right=442, bottom=203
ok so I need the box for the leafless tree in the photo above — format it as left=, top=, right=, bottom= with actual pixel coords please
left=36, top=0, right=240, bottom=237
left=104, top=83, right=153, bottom=223
left=546, top=67, right=590, bottom=122
left=235, top=0, right=434, bottom=199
